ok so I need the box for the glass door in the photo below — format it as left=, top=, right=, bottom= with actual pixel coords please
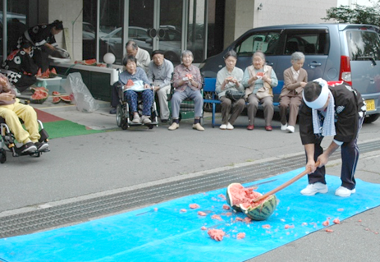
left=157, top=0, right=183, bottom=63
left=1, top=0, right=29, bottom=61
left=129, top=0, right=183, bottom=64
left=128, top=0, right=155, bottom=60
left=186, top=0, right=206, bottom=63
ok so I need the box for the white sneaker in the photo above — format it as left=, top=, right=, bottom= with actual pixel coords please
left=132, top=114, right=141, bottom=123
left=220, top=124, right=227, bottom=130
left=300, top=182, right=328, bottom=196
left=335, top=186, right=356, bottom=197
left=226, top=123, right=234, bottom=130
left=286, top=125, right=295, bottom=133
left=141, top=115, right=152, bottom=124
left=281, top=123, right=288, bottom=131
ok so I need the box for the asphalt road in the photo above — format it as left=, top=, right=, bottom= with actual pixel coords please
left=1, top=106, right=380, bottom=261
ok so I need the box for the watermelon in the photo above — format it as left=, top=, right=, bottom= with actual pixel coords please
left=30, top=86, right=49, bottom=94
left=126, top=79, right=134, bottom=87
left=226, top=183, right=277, bottom=221
left=30, top=90, right=48, bottom=104
left=84, top=59, right=97, bottom=65
left=49, top=68, right=58, bottom=78
left=52, top=91, right=61, bottom=104
left=60, top=95, right=72, bottom=103
left=36, top=68, right=42, bottom=77
left=52, top=96, right=61, bottom=104
left=42, top=69, right=51, bottom=79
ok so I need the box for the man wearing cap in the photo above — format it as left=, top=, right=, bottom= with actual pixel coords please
left=147, top=50, right=173, bottom=122
left=299, top=78, right=366, bottom=197
left=1, top=41, right=38, bottom=93
left=110, top=40, right=151, bottom=114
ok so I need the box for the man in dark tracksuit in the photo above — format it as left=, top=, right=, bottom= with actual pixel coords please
left=1, top=42, right=38, bottom=93
left=17, top=20, right=64, bottom=72
left=299, top=79, right=366, bottom=197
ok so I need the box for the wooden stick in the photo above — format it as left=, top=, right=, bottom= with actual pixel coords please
left=253, top=161, right=320, bottom=202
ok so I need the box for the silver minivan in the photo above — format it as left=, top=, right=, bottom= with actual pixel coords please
left=199, top=24, right=380, bottom=123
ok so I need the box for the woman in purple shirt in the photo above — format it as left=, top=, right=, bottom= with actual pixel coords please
left=168, top=50, right=204, bottom=131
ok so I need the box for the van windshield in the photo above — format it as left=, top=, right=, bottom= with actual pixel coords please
left=346, top=30, right=380, bottom=61
left=234, top=31, right=281, bottom=56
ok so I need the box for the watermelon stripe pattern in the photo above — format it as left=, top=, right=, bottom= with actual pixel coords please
left=226, top=183, right=278, bottom=221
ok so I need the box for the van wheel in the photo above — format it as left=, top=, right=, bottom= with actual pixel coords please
left=364, top=113, right=380, bottom=124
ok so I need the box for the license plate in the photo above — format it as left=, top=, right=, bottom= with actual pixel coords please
left=366, top=99, right=375, bottom=111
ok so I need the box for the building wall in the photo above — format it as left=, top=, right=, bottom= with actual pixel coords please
left=48, top=0, right=83, bottom=61
left=45, top=0, right=338, bottom=60
left=224, top=0, right=338, bottom=49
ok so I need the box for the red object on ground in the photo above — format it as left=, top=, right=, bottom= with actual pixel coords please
left=34, top=108, right=64, bottom=123
left=322, top=220, right=330, bottom=226
left=180, top=209, right=187, bottom=213
left=222, top=204, right=230, bottom=210
left=201, top=226, right=207, bottom=230
left=197, top=211, right=207, bottom=216
left=243, top=217, right=252, bottom=223
left=237, top=232, right=246, bottom=239
left=189, top=204, right=200, bottom=209
left=325, top=229, right=334, bottom=233
left=284, top=224, right=294, bottom=229
left=262, top=224, right=271, bottom=229
left=333, top=218, right=341, bottom=224
left=208, top=229, right=225, bottom=241
left=211, top=214, right=223, bottom=221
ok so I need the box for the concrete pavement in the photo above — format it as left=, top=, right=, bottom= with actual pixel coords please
left=1, top=96, right=380, bottom=261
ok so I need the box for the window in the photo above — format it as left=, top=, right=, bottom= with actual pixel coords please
left=346, top=30, right=380, bottom=61
left=284, top=30, right=328, bottom=55
left=235, top=31, right=281, bottom=57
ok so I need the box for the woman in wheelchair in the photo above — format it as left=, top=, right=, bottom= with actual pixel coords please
left=120, top=56, right=154, bottom=124
left=0, top=75, right=48, bottom=154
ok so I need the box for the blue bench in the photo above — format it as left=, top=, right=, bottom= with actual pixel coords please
left=203, top=78, right=282, bottom=128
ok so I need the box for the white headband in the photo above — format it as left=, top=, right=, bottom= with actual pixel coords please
left=303, top=78, right=329, bottom=109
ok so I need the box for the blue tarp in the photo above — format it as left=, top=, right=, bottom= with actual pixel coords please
left=1, top=168, right=380, bottom=262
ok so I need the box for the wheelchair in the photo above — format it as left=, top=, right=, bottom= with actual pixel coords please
left=0, top=117, right=50, bottom=164
left=115, top=82, right=159, bottom=130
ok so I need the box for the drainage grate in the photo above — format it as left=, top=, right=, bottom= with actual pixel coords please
left=1, top=140, right=379, bottom=238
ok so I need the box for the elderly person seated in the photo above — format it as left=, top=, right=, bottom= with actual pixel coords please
left=147, top=50, right=174, bottom=123
left=110, top=41, right=151, bottom=114
left=0, top=74, right=48, bottom=153
left=168, top=50, right=204, bottom=131
left=119, top=55, right=153, bottom=124
left=215, top=50, right=245, bottom=130
left=279, top=52, right=308, bottom=133
left=242, top=51, right=278, bottom=131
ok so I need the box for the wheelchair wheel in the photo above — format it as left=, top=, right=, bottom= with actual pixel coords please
left=121, top=120, right=129, bottom=130
left=0, top=149, right=6, bottom=164
left=116, top=104, right=123, bottom=127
